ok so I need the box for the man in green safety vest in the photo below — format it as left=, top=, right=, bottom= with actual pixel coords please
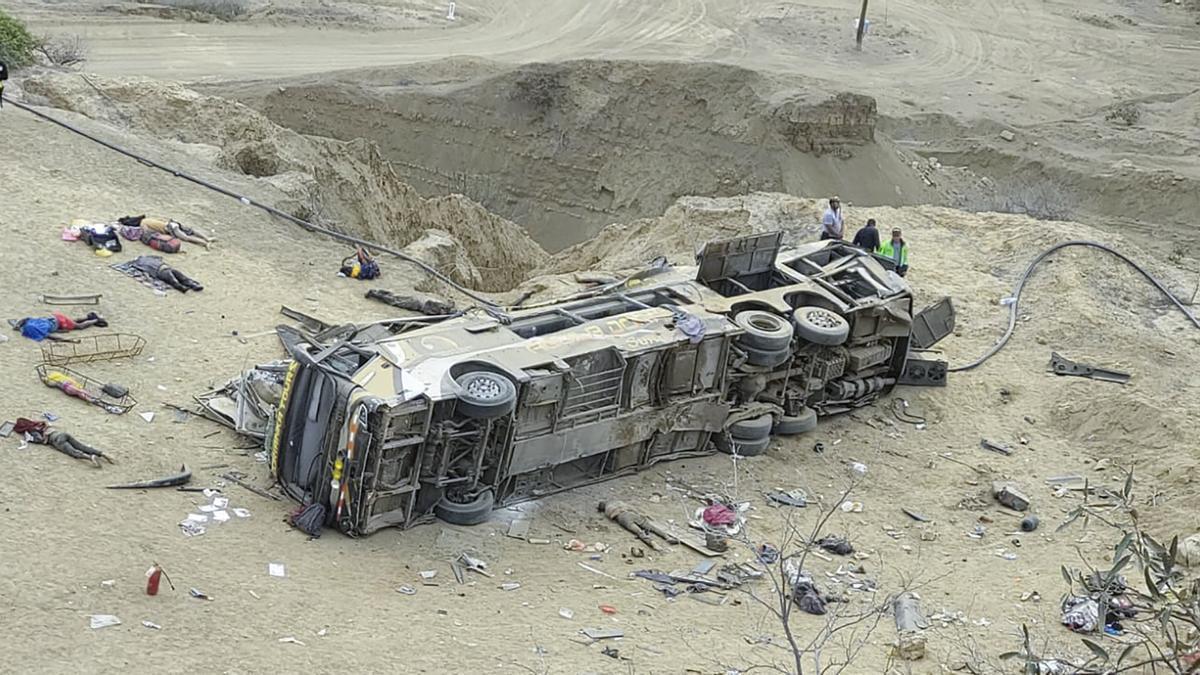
left=877, top=228, right=909, bottom=277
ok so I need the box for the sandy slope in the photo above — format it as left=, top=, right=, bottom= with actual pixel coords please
left=2, top=88, right=1198, bottom=673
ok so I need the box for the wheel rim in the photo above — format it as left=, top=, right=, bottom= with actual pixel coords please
left=806, top=310, right=840, bottom=329
left=465, top=375, right=503, bottom=400
left=749, top=316, right=780, bottom=331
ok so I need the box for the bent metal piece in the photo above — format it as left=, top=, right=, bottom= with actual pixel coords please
left=1047, top=352, right=1130, bottom=384
left=40, top=293, right=102, bottom=306
left=107, top=464, right=192, bottom=489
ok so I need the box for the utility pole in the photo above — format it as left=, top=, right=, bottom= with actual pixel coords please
left=856, top=0, right=869, bottom=50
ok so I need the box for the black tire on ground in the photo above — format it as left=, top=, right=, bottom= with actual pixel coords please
left=434, top=489, right=495, bottom=526
left=730, top=413, right=774, bottom=441
left=455, top=370, right=517, bottom=419
left=715, top=433, right=771, bottom=457
left=734, top=310, right=794, bottom=352
left=774, top=407, right=818, bottom=435
left=792, top=306, right=850, bottom=346
left=742, top=344, right=791, bottom=368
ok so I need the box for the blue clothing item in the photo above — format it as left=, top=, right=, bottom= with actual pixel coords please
left=20, top=317, right=58, bottom=341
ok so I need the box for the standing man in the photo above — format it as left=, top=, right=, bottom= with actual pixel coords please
left=851, top=218, right=880, bottom=251
left=877, top=228, right=909, bottom=277
left=820, top=196, right=844, bottom=240
left=0, top=60, right=8, bottom=108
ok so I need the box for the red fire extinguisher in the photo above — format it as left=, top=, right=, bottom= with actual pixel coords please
left=146, top=563, right=173, bottom=596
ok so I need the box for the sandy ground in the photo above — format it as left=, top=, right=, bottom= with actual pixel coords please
left=12, top=0, right=1196, bottom=124
left=1, top=91, right=1199, bottom=673
left=16, top=0, right=1198, bottom=257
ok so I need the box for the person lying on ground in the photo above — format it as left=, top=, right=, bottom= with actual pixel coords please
left=876, top=228, right=910, bottom=277
left=13, top=418, right=114, bottom=466
left=851, top=218, right=881, bottom=252
left=42, top=371, right=126, bottom=414
left=130, top=255, right=204, bottom=292
left=120, top=215, right=214, bottom=249
left=12, top=312, right=107, bottom=341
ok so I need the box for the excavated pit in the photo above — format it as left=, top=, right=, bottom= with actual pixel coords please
left=215, top=59, right=949, bottom=251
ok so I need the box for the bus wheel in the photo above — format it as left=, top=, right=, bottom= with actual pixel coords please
left=435, top=489, right=495, bottom=526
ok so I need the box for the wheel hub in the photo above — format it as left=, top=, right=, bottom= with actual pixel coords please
left=465, top=376, right=502, bottom=400
left=807, top=310, right=839, bottom=328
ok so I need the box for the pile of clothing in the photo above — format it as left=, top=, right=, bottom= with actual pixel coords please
left=64, top=221, right=123, bottom=256
left=1061, top=572, right=1139, bottom=634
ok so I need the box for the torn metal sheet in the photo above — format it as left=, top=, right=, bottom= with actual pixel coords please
left=1047, top=352, right=1130, bottom=384
left=194, top=363, right=288, bottom=437
left=107, top=465, right=191, bottom=489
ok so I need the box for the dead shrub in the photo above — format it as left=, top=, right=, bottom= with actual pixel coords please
left=36, top=34, right=88, bottom=67
left=511, top=67, right=566, bottom=111
left=1104, top=102, right=1141, bottom=127
left=158, top=0, right=249, bottom=21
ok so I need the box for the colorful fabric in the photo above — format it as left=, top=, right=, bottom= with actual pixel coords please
left=19, top=317, right=57, bottom=341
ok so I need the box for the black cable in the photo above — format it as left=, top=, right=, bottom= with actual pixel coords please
left=1, top=93, right=505, bottom=311
left=950, top=240, right=1200, bottom=372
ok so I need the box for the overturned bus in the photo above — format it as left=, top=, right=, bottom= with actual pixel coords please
left=204, top=233, right=954, bottom=535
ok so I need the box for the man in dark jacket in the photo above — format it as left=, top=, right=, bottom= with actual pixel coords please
left=0, top=61, right=7, bottom=108
left=131, top=255, right=203, bottom=292
left=851, top=219, right=881, bottom=252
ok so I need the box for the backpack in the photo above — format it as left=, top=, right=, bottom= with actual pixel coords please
left=140, top=230, right=181, bottom=253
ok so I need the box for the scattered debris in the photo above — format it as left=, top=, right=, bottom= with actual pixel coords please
left=839, top=500, right=864, bottom=513
left=599, top=604, right=617, bottom=614
left=1061, top=595, right=1099, bottom=632
left=40, top=293, right=102, bottom=306
left=892, top=593, right=927, bottom=660
left=558, top=608, right=574, bottom=620
left=999, top=129, right=1016, bottom=142
left=506, top=519, right=531, bottom=540
left=89, top=614, right=121, bottom=629
left=139, top=412, right=155, bottom=423
left=979, top=438, right=1013, bottom=456
left=220, top=471, right=281, bottom=501
left=992, top=481, right=1030, bottom=511
left=268, top=563, right=286, bottom=578
left=107, top=464, right=191, bottom=489
left=565, top=539, right=607, bottom=553
left=757, top=543, right=780, bottom=565
left=278, top=636, right=306, bottom=646
left=141, top=620, right=162, bottom=630
left=581, top=628, right=624, bottom=641
left=1020, top=515, right=1040, bottom=532
left=766, top=489, right=808, bottom=508
left=1178, top=533, right=1200, bottom=566
left=1047, top=351, right=1130, bottom=384
left=189, top=588, right=212, bottom=600
left=901, top=508, right=930, bottom=522
left=702, top=503, right=737, bottom=526
left=458, top=553, right=492, bottom=577
left=817, top=535, right=855, bottom=556
left=500, top=582, right=521, bottom=591
left=578, top=562, right=619, bottom=581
